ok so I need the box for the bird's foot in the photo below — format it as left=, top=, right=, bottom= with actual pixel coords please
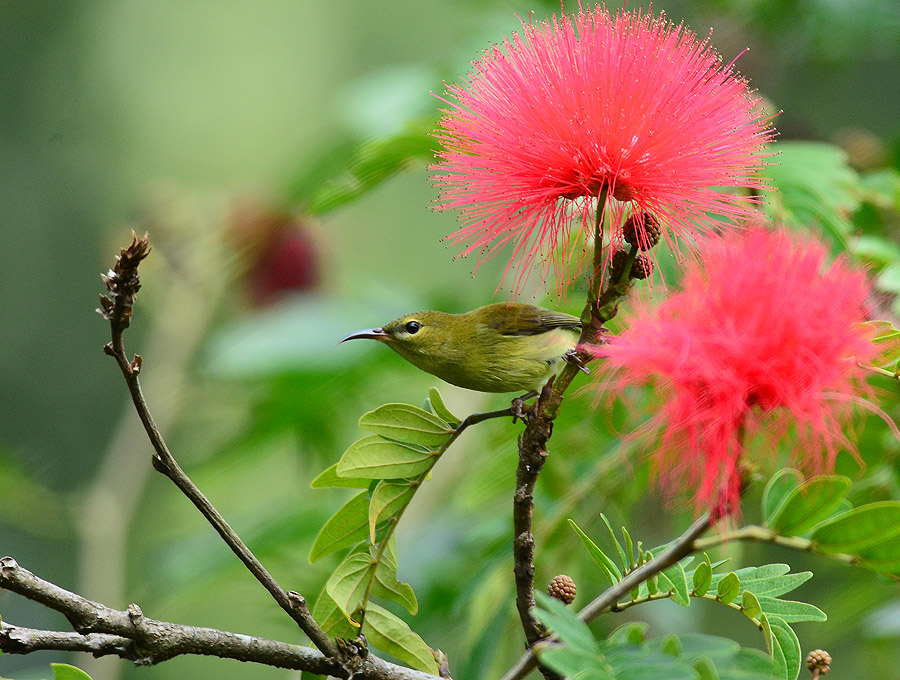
left=564, top=349, right=591, bottom=375
left=511, top=391, right=538, bottom=423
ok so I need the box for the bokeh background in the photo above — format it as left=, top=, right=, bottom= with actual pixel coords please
left=2, top=1, right=899, bottom=679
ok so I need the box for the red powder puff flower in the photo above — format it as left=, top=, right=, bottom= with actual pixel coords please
left=599, top=228, right=882, bottom=516
left=432, top=6, right=774, bottom=292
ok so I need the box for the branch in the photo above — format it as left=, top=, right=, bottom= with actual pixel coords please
left=578, top=513, right=712, bottom=622
left=511, top=187, right=637, bottom=662
left=98, top=233, right=338, bottom=660
left=0, top=557, right=436, bottom=680
left=499, top=513, right=712, bottom=680
left=693, top=524, right=900, bottom=581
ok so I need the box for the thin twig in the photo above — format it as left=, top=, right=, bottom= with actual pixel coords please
left=577, top=513, right=713, bottom=622
left=0, top=557, right=436, bottom=680
left=98, top=233, right=339, bottom=660
left=693, top=524, right=900, bottom=582
left=499, top=514, right=712, bottom=680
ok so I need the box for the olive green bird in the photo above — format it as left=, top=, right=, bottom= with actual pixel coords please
left=340, top=302, right=584, bottom=393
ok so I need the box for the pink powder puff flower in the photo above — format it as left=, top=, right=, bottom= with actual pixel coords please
left=432, top=5, right=774, bottom=292
left=599, top=228, right=882, bottom=516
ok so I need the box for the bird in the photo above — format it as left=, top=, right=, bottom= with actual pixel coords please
left=340, top=302, right=584, bottom=394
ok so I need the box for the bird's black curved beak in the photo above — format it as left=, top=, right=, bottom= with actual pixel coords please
left=339, top=328, right=389, bottom=343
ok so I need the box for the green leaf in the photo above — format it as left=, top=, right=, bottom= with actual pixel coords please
left=312, top=589, right=356, bottom=638
left=292, top=120, right=438, bottom=216
left=363, top=603, right=440, bottom=675
left=759, top=613, right=774, bottom=658
left=764, top=141, right=859, bottom=247
left=757, top=596, right=826, bottom=623
left=716, top=573, right=741, bottom=604
left=326, top=551, right=375, bottom=620
left=374, top=538, right=418, bottom=615
left=534, top=591, right=601, bottom=656
left=570, top=519, right=622, bottom=584
left=623, top=527, right=636, bottom=570
left=693, top=561, right=712, bottom=597
left=768, top=475, right=852, bottom=536
left=426, top=387, right=461, bottom=427
left=368, top=480, right=416, bottom=542
left=663, top=563, right=691, bottom=606
left=768, top=618, right=801, bottom=680
left=762, top=469, right=803, bottom=525
left=323, top=542, right=417, bottom=620
left=539, top=648, right=609, bottom=679
left=311, top=463, right=371, bottom=489
left=358, top=403, right=453, bottom=446
left=337, top=435, right=436, bottom=479
left=310, top=492, right=370, bottom=562
left=300, top=672, right=325, bottom=680
left=601, top=514, right=631, bottom=575
left=812, top=501, right=900, bottom=553
left=741, top=590, right=762, bottom=620
left=857, top=534, right=900, bottom=573
left=693, top=656, right=720, bottom=680
left=738, top=571, right=812, bottom=598
left=661, top=635, right=682, bottom=656
left=52, top=665, right=94, bottom=680
left=607, top=622, right=649, bottom=646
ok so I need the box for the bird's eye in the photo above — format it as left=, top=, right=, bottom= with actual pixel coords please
left=404, top=321, right=421, bottom=334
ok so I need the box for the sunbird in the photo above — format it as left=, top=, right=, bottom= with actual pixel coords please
left=340, top=302, right=583, bottom=393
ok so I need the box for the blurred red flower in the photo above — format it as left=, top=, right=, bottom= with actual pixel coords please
left=599, top=228, right=879, bottom=516
left=432, top=6, right=774, bottom=292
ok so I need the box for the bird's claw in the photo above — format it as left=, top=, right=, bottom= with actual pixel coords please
left=511, top=391, right=538, bottom=423
left=564, top=349, right=591, bottom=375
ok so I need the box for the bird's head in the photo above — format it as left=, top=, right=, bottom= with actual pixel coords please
left=340, top=311, right=455, bottom=362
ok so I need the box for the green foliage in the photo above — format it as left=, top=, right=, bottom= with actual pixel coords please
left=768, top=476, right=852, bottom=536
left=762, top=469, right=803, bottom=523
left=310, top=463, right=370, bottom=489
left=51, top=665, right=94, bottom=680
left=764, top=141, right=859, bottom=246
left=812, top=501, right=900, bottom=555
left=570, top=520, right=823, bottom=679
left=534, top=592, right=781, bottom=680
left=363, top=603, right=440, bottom=675
left=336, top=436, right=437, bottom=479
left=286, top=117, right=437, bottom=216
left=570, top=518, right=623, bottom=585
left=424, top=387, right=461, bottom=428
left=309, top=392, right=458, bottom=674
left=762, top=470, right=900, bottom=577
left=309, top=490, right=371, bottom=562
left=358, top=403, right=454, bottom=447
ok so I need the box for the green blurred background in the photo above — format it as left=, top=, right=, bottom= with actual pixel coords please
left=2, top=1, right=899, bottom=679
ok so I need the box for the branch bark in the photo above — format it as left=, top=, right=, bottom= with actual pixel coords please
left=0, top=557, right=436, bottom=680
left=510, top=189, right=639, bottom=679
left=98, top=233, right=338, bottom=660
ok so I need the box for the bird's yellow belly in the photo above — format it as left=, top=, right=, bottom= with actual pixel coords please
left=424, top=328, right=577, bottom=393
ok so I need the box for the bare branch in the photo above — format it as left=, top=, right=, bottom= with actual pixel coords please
left=98, top=233, right=339, bottom=660
left=0, top=557, right=440, bottom=680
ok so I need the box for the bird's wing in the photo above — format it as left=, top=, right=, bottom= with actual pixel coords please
left=490, top=304, right=582, bottom=337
